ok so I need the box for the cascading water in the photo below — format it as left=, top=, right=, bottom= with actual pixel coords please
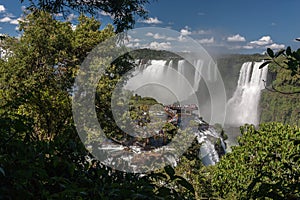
left=193, top=60, right=203, bottom=91
left=122, top=59, right=225, bottom=166
left=125, top=59, right=208, bottom=104
left=226, top=61, right=268, bottom=126
left=194, top=118, right=226, bottom=166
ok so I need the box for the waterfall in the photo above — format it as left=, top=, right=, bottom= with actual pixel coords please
left=193, top=60, right=203, bottom=91
left=226, top=61, right=268, bottom=126
left=122, top=59, right=227, bottom=166
left=125, top=59, right=205, bottom=104
left=195, top=126, right=225, bottom=166
left=177, top=60, right=187, bottom=93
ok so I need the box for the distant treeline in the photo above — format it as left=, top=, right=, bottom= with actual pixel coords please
left=129, top=48, right=182, bottom=60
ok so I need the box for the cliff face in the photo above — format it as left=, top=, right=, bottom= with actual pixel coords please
left=259, top=62, right=300, bottom=126
left=260, top=91, right=300, bottom=126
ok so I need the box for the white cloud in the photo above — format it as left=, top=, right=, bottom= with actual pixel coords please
left=250, top=36, right=273, bottom=46
left=198, top=37, right=214, bottom=44
left=67, top=13, right=76, bottom=21
left=180, top=26, right=191, bottom=36
left=166, top=36, right=177, bottom=41
left=149, top=41, right=171, bottom=50
left=247, top=35, right=284, bottom=50
left=0, top=17, right=12, bottom=23
left=145, top=32, right=154, bottom=37
left=10, top=18, right=22, bottom=25
left=242, top=45, right=254, bottom=49
left=140, top=17, right=162, bottom=24
left=227, top=34, right=246, bottom=42
left=0, top=5, right=5, bottom=12
left=126, top=35, right=141, bottom=42
left=3, top=12, right=15, bottom=18
left=132, top=38, right=141, bottom=42
left=178, top=26, right=192, bottom=41
left=145, top=32, right=165, bottom=39
left=145, top=32, right=175, bottom=41
left=99, top=11, right=114, bottom=19
left=99, top=11, right=111, bottom=17
left=21, top=6, right=26, bottom=11
left=0, top=16, right=23, bottom=25
left=54, top=13, right=63, bottom=17
left=0, top=15, right=24, bottom=27
left=197, top=12, right=205, bottom=16
left=194, top=29, right=211, bottom=35
left=71, top=24, right=77, bottom=31
left=153, top=33, right=166, bottom=39
left=126, top=42, right=141, bottom=48
left=178, top=35, right=187, bottom=42
left=266, top=43, right=285, bottom=50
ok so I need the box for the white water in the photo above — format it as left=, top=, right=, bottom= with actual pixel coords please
left=193, top=60, right=203, bottom=91
left=195, top=126, right=225, bottom=166
left=226, top=61, right=268, bottom=126
left=121, top=59, right=225, bottom=166
left=125, top=59, right=210, bottom=105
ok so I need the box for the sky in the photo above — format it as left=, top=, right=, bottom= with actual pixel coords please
left=0, top=0, right=300, bottom=54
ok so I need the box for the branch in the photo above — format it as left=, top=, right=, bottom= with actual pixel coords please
left=263, top=80, right=300, bottom=95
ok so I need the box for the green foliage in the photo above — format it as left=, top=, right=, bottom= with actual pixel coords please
left=3, top=7, right=300, bottom=200
left=0, top=10, right=195, bottom=199
left=260, top=91, right=300, bottom=126
left=21, top=0, right=151, bottom=33
left=212, top=123, right=300, bottom=199
left=259, top=47, right=300, bottom=126
left=260, top=46, right=300, bottom=94
left=263, top=47, right=300, bottom=77
left=129, top=48, right=181, bottom=60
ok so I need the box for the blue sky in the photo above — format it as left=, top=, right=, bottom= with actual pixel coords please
left=1, top=0, right=300, bottom=54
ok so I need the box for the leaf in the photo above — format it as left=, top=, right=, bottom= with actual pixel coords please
left=259, top=60, right=272, bottom=69
left=291, top=70, right=297, bottom=76
left=292, top=53, right=300, bottom=62
left=176, top=178, right=195, bottom=194
left=275, top=49, right=285, bottom=58
left=263, top=58, right=272, bottom=61
left=267, top=48, right=274, bottom=58
left=286, top=46, right=292, bottom=56
left=157, top=187, right=172, bottom=197
left=150, top=172, right=168, bottom=180
left=0, top=167, right=5, bottom=176
left=164, top=165, right=175, bottom=179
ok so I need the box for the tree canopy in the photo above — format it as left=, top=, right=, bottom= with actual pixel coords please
left=260, top=45, right=300, bottom=94
left=21, top=0, right=152, bottom=33
left=212, top=123, right=300, bottom=199
left=0, top=10, right=197, bottom=199
left=1, top=3, right=300, bottom=199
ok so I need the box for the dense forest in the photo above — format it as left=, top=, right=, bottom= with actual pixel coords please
left=260, top=59, right=300, bottom=126
left=0, top=4, right=300, bottom=200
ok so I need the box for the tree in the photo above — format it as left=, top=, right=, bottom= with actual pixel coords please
left=260, top=44, right=300, bottom=94
left=21, top=0, right=153, bottom=33
left=0, top=10, right=196, bottom=199
left=1, top=11, right=116, bottom=141
left=211, top=123, right=300, bottom=199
